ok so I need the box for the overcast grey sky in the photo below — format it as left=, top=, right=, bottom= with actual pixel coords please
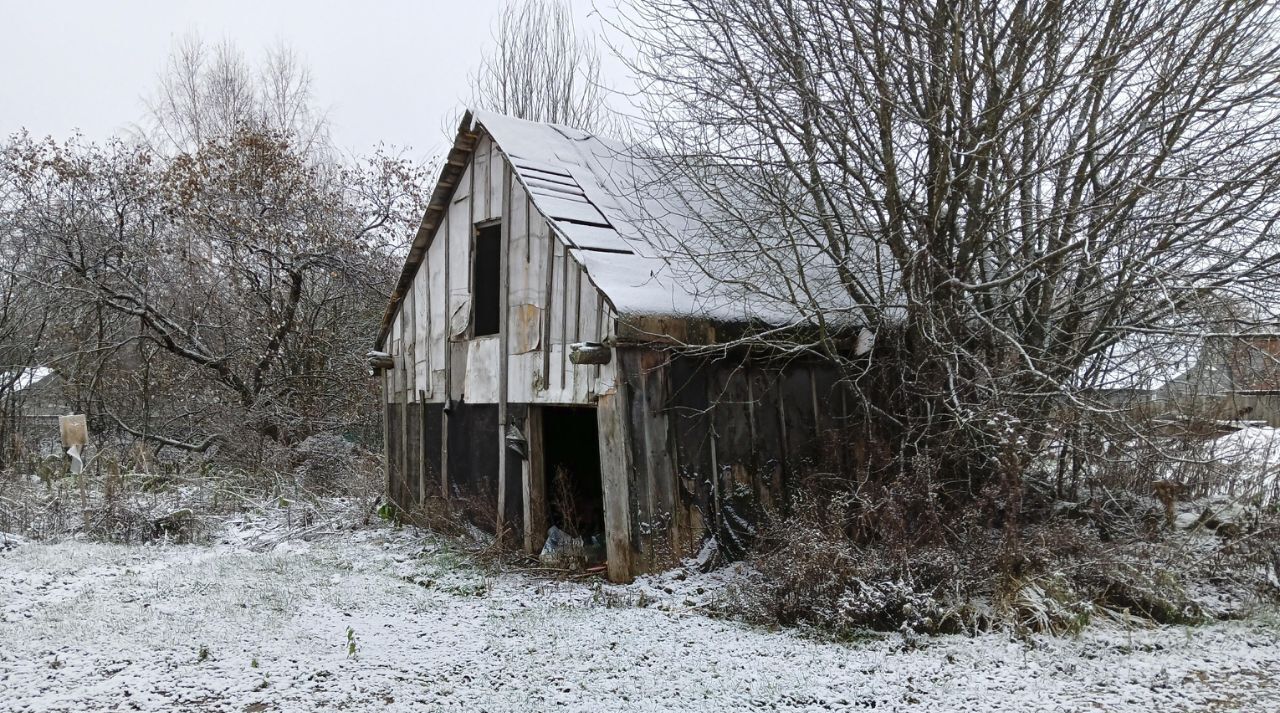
left=0, top=0, right=624, bottom=159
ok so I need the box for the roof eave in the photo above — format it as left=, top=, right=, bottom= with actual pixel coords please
left=374, top=110, right=480, bottom=349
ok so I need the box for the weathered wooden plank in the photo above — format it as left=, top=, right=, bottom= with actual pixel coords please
left=449, top=342, right=469, bottom=401
left=570, top=267, right=596, bottom=402
left=667, top=355, right=713, bottom=555
left=446, top=403, right=499, bottom=517
left=542, top=234, right=556, bottom=392
left=382, top=371, right=392, bottom=504
left=781, top=365, right=819, bottom=471
left=405, top=399, right=422, bottom=504
left=591, top=293, right=603, bottom=400
left=461, top=331, right=500, bottom=403
left=620, top=352, right=654, bottom=574
left=428, top=210, right=448, bottom=400
left=423, top=402, right=443, bottom=501
left=465, top=151, right=477, bottom=296
left=748, top=368, right=785, bottom=515
left=506, top=181, right=532, bottom=306
left=523, top=406, right=547, bottom=554
left=474, top=138, right=490, bottom=222
left=639, top=349, right=680, bottom=565
left=440, top=160, right=463, bottom=501
left=711, top=362, right=754, bottom=476
left=404, top=285, right=416, bottom=401
left=386, top=402, right=407, bottom=508
left=525, top=194, right=533, bottom=265
left=392, top=318, right=410, bottom=510
left=417, top=242, right=433, bottom=392
left=597, top=389, right=634, bottom=582
left=706, top=371, right=722, bottom=555
left=573, top=267, right=583, bottom=344
left=487, top=136, right=503, bottom=221
left=811, top=366, right=841, bottom=471
left=405, top=275, right=420, bottom=501
left=709, top=361, right=756, bottom=557
left=497, top=159, right=512, bottom=541
left=503, top=403, right=526, bottom=539
left=505, top=174, right=543, bottom=408
left=559, top=247, right=570, bottom=386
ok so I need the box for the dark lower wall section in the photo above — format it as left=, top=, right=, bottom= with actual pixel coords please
left=385, top=349, right=856, bottom=577
left=386, top=399, right=522, bottom=537
left=404, top=404, right=422, bottom=505
left=618, top=348, right=860, bottom=571
left=447, top=402, right=498, bottom=506
left=503, top=404, right=526, bottom=537
left=386, top=403, right=407, bottom=508
left=423, top=402, right=443, bottom=498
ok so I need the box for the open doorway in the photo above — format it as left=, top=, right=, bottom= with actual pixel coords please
left=540, top=406, right=605, bottom=564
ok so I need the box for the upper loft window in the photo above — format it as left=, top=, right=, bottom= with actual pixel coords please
left=472, top=222, right=502, bottom=337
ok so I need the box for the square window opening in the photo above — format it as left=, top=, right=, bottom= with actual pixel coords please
left=472, top=223, right=501, bottom=336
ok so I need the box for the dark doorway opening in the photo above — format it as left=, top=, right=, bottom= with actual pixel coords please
left=472, top=223, right=501, bottom=336
left=541, top=406, right=604, bottom=552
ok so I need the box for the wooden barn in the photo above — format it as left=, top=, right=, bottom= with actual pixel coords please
left=372, top=111, right=859, bottom=582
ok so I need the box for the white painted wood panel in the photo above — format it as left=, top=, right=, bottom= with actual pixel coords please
left=413, top=257, right=430, bottom=397
left=384, top=134, right=618, bottom=408
left=462, top=336, right=500, bottom=403
left=404, top=285, right=416, bottom=402
left=447, top=169, right=473, bottom=338
left=486, top=136, right=504, bottom=222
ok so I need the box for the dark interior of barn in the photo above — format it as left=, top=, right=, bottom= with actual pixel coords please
left=541, top=406, right=605, bottom=560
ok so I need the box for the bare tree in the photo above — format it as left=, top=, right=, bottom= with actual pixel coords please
left=620, top=0, right=1280, bottom=551
left=3, top=130, right=426, bottom=462
left=472, top=0, right=611, bottom=130
left=142, top=34, right=329, bottom=156
left=2, top=33, right=430, bottom=467
left=0, top=156, right=53, bottom=467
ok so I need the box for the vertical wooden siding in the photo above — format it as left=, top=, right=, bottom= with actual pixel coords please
left=382, top=130, right=616, bottom=546
left=617, top=348, right=857, bottom=573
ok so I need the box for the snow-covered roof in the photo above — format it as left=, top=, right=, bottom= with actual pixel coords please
left=2, top=366, right=53, bottom=394
left=377, top=110, right=861, bottom=347
left=473, top=111, right=859, bottom=328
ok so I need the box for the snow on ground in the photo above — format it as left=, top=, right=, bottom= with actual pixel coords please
left=2, top=514, right=1279, bottom=712
left=1203, top=426, right=1280, bottom=507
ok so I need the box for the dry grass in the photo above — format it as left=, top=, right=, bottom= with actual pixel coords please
left=733, top=427, right=1280, bottom=638
left=0, top=440, right=384, bottom=545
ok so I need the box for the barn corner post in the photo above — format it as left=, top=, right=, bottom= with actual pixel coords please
left=597, top=362, right=635, bottom=582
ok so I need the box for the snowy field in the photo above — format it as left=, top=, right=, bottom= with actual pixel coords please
left=2, top=516, right=1279, bottom=712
